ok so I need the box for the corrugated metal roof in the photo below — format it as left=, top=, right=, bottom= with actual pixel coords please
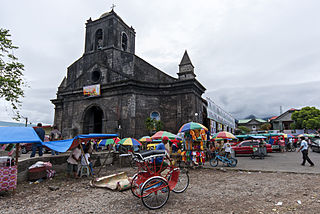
left=238, top=119, right=251, bottom=124
left=238, top=119, right=267, bottom=124
left=256, top=119, right=267, bottom=123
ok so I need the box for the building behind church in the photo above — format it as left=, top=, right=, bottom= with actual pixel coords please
left=51, top=10, right=210, bottom=139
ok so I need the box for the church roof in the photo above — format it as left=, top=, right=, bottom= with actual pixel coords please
left=179, top=50, right=194, bottom=67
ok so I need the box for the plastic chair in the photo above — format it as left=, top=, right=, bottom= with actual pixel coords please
left=78, top=165, right=90, bottom=177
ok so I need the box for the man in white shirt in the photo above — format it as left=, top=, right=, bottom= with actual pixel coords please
left=297, top=137, right=314, bottom=167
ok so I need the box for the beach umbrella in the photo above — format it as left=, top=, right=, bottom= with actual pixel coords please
left=178, top=122, right=208, bottom=133
left=118, top=138, right=142, bottom=146
left=213, top=131, right=237, bottom=139
left=282, top=134, right=294, bottom=138
left=151, top=131, right=182, bottom=140
left=98, top=137, right=120, bottom=147
left=139, top=136, right=152, bottom=143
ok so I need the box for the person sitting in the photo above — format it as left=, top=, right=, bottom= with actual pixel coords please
left=66, top=144, right=81, bottom=178
left=81, top=146, right=94, bottom=175
left=222, top=139, right=232, bottom=158
left=155, top=136, right=170, bottom=170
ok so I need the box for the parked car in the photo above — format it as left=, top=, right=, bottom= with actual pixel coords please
left=232, top=140, right=272, bottom=156
left=310, top=139, right=320, bottom=152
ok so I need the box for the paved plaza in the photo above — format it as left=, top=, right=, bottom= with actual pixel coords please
left=234, top=151, right=320, bottom=174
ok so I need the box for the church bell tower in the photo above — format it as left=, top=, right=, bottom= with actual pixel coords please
left=84, top=9, right=136, bottom=54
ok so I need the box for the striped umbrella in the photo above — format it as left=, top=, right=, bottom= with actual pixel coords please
left=178, top=122, right=208, bottom=133
left=282, top=134, right=294, bottom=138
left=118, top=138, right=142, bottom=146
left=98, top=137, right=120, bottom=147
left=151, top=131, right=182, bottom=140
left=139, top=136, right=152, bottom=143
left=213, top=131, right=236, bottom=139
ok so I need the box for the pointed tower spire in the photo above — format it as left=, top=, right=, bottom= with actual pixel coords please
left=179, top=50, right=194, bottom=66
left=178, top=50, right=196, bottom=80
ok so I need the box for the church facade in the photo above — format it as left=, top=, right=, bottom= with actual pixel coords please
left=51, top=10, right=206, bottom=139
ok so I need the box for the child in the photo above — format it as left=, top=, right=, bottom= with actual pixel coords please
left=223, top=140, right=232, bottom=158
left=81, top=146, right=94, bottom=175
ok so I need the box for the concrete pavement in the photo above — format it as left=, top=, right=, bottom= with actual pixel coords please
left=230, top=150, right=320, bottom=174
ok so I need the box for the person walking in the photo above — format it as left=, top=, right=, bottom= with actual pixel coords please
left=49, top=125, right=62, bottom=155
left=30, top=123, right=45, bottom=158
left=297, top=137, right=314, bottom=167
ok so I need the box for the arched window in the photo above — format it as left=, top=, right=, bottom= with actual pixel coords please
left=95, top=29, right=103, bottom=50
left=150, top=111, right=160, bottom=121
left=121, top=32, right=128, bottom=51
left=91, top=70, right=101, bottom=82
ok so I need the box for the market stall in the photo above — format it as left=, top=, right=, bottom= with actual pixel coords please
left=0, top=127, right=42, bottom=192
left=178, top=122, right=208, bottom=167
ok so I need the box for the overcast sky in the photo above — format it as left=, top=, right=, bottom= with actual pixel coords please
left=1, top=0, right=320, bottom=124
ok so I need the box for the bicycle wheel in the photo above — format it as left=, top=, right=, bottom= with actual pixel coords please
left=227, top=158, right=237, bottom=167
left=210, top=158, right=219, bottom=167
left=131, top=173, right=140, bottom=197
left=141, top=176, right=170, bottom=210
left=291, top=147, right=296, bottom=152
left=172, top=168, right=189, bottom=193
left=131, top=171, right=149, bottom=197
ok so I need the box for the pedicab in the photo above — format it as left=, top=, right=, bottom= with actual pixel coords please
left=130, top=150, right=189, bottom=210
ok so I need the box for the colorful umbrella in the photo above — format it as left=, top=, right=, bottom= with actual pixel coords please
left=213, top=131, right=236, bottom=139
left=282, top=134, right=294, bottom=138
left=139, top=136, right=152, bottom=143
left=98, top=137, right=120, bottom=147
left=151, top=131, right=182, bottom=140
left=298, top=134, right=315, bottom=138
left=178, top=122, right=208, bottom=133
left=118, top=138, right=142, bottom=146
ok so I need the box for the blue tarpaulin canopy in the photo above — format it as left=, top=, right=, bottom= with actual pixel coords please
left=0, top=127, right=42, bottom=144
left=42, top=133, right=118, bottom=153
left=0, top=127, right=118, bottom=152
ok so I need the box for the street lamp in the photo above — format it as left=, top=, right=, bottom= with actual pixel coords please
left=194, top=113, right=199, bottom=122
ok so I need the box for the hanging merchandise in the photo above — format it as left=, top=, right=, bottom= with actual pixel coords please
left=178, top=122, right=209, bottom=167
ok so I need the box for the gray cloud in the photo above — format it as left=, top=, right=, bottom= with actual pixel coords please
left=1, top=0, right=320, bottom=124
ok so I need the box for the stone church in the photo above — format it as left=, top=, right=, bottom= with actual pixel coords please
left=51, top=10, right=206, bottom=139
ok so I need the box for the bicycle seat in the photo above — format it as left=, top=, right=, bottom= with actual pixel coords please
left=134, top=150, right=167, bottom=161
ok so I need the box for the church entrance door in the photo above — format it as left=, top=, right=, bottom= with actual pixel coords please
left=83, top=106, right=103, bottom=134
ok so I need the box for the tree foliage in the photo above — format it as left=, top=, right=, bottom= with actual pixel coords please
left=260, top=123, right=271, bottom=130
left=291, top=106, right=320, bottom=130
left=237, top=126, right=251, bottom=134
left=0, top=28, right=25, bottom=119
left=145, top=117, right=163, bottom=134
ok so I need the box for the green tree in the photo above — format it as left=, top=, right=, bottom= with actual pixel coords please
left=291, top=107, right=320, bottom=130
left=260, top=123, right=271, bottom=130
left=237, top=126, right=251, bottom=134
left=145, top=117, right=164, bottom=134
left=0, top=28, right=25, bottom=119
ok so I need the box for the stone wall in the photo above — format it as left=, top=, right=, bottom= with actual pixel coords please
left=17, top=152, right=121, bottom=182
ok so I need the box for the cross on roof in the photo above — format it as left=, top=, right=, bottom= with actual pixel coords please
left=111, top=4, right=116, bottom=10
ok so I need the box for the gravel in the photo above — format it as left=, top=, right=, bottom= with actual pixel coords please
left=1, top=167, right=320, bottom=214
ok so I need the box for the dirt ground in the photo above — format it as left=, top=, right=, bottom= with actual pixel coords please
left=1, top=167, right=320, bottom=214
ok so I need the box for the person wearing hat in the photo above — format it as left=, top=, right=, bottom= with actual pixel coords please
left=298, top=137, right=314, bottom=167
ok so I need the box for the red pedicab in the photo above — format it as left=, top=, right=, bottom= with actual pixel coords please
left=130, top=150, right=189, bottom=209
